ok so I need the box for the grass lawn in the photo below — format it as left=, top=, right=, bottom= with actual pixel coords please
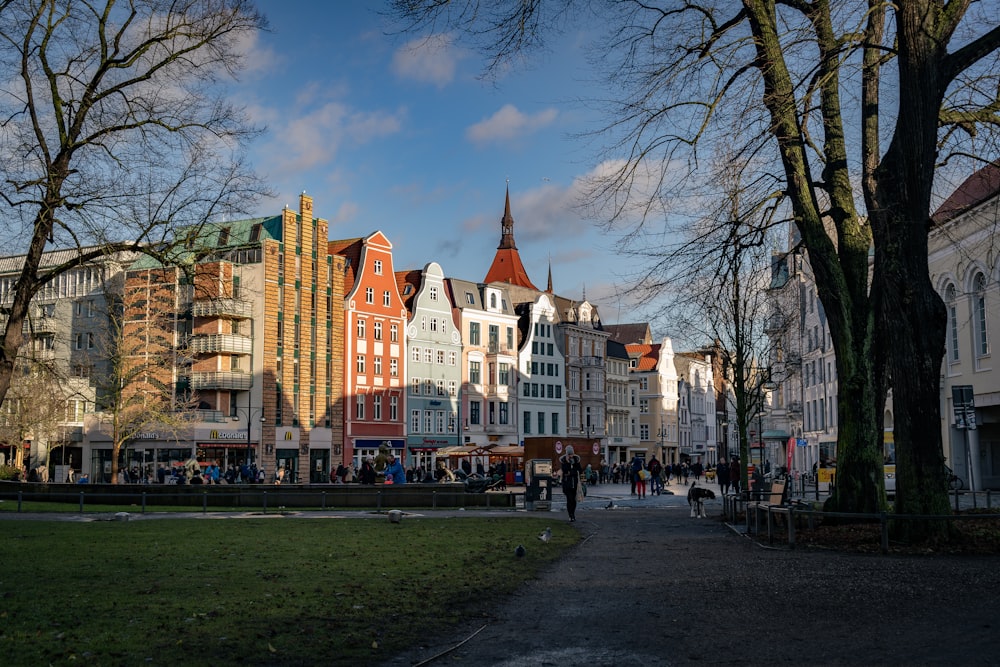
left=0, top=515, right=578, bottom=666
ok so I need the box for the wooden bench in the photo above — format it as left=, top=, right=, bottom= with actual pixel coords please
left=749, top=479, right=787, bottom=535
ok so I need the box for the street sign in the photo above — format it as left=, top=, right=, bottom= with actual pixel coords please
left=952, top=385, right=976, bottom=430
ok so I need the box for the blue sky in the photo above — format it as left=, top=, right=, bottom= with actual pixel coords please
left=234, top=3, right=637, bottom=321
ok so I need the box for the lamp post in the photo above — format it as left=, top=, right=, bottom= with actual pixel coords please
left=657, top=423, right=667, bottom=465
left=233, top=407, right=265, bottom=472
left=720, top=418, right=728, bottom=463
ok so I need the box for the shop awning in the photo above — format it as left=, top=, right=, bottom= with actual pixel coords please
left=488, top=446, right=524, bottom=457
left=762, top=430, right=790, bottom=440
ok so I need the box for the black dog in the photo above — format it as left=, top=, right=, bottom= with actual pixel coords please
left=688, top=483, right=716, bottom=518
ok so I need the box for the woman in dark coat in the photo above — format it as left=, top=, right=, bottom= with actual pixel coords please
left=560, top=445, right=583, bottom=522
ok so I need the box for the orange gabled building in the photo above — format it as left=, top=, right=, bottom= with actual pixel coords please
left=483, top=187, right=539, bottom=290
left=331, top=231, right=407, bottom=466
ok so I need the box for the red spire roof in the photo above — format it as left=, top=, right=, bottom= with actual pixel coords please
left=483, top=186, right=538, bottom=289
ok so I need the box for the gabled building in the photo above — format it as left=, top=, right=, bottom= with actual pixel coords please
left=625, top=337, right=680, bottom=463
left=674, top=352, right=717, bottom=465
left=331, top=231, right=407, bottom=467
left=445, top=278, right=519, bottom=452
left=605, top=339, right=639, bottom=464
left=514, top=291, right=566, bottom=440
left=399, top=262, right=463, bottom=472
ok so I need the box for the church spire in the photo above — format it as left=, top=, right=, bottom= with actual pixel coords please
left=498, top=183, right=517, bottom=250
left=483, top=183, right=538, bottom=289
left=547, top=255, right=553, bottom=292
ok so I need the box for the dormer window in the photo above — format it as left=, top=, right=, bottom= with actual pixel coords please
left=374, top=259, right=383, bottom=275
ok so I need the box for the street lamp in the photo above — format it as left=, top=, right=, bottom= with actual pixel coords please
left=233, top=407, right=265, bottom=473
left=657, top=423, right=667, bottom=465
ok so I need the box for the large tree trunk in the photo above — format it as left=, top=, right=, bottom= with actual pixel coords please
left=867, top=4, right=953, bottom=539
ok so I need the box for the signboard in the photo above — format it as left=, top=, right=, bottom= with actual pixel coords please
left=952, top=385, right=976, bottom=430
left=592, top=442, right=600, bottom=455
left=554, top=440, right=563, bottom=455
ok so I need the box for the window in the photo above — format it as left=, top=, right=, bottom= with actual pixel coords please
left=470, top=360, right=481, bottom=384
left=639, top=399, right=649, bottom=414
left=465, top=292, right=475, bottom=305
left=374, top=321, right=382, bottom=340
left=391, top=324, right=399, bottom=342
left=421, top=316, right=427, bottom=331
left=974, top=273, right=989, bottom=358
left=390, top=359, right=398, bottom=377
left=411, top=377, right=420, bottom=394
left=373, top=259, right=383, bottom=275
left=448, top=351, right=457, bottom=366
left=498, top=363, right=510, bottom=386
left=436, top=379, right=446, bottom=396
left=424, top=379, right=434, bottom=395
left=390, top=395, right=398, bottom=420
left=374, top=357, right=382, bottom=375
left=383, top=290, right=391, bottom=307
left=412, top=347, right=420, bottom=362
left=365, top=287, right=374, bottom=303
left=356, top=355, right=365, bottom=373
left=75, top=333, right=83, bottom=350
left=87, top=333, right=94, bottom=349
left=507, top=327, right=514, bottom=350
left=436, top=350, right=445, bottom=364
left=424, top=348, right=432, bottom=363
left=469, top=322, right=481, bottom=345
left=499, top=402, right=508, bottom=424
left=470, top=400, right=481, bottom=425
left=357, top=319, right=365, bottom=338
left=448, top=380, right=457, bottom=396
left=355, top=395, right=365, bottom=420
left=641, top=424, right=650, bottom=440
left=411, top=410, right=420, bottom=432
left=551, top=413, right=559, bottom=435
left=429, top=286, right=438, bottom=301
left=430, top=317, right=438, bottom=333
left=436, top=411, right=446, bottom=433
left=537, top=412, right=545, bottom=434
left=373, top=394, right=382, bottom=420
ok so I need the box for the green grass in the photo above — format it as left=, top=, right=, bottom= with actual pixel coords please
left=0, top=516, right=577, bottom=666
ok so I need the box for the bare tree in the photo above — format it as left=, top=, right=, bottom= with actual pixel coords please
left=0, top=357, right=67, bottom=477
left=0, top=0, right=268, bottom=411
left=388, top=1, right=1000, bottom=535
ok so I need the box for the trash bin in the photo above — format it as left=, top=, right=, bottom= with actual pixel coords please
left=525, top=459, right=553, bottom=511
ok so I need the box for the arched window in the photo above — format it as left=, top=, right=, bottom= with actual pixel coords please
left=945, top=284, right=960, bottom=363
left=973, top=273, right=989, bottom=358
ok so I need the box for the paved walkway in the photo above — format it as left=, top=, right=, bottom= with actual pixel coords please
left=382, top=484, right=1000, bottom=667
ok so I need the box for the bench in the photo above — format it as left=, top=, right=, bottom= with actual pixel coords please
left=748, top=479, right=787, bottom=536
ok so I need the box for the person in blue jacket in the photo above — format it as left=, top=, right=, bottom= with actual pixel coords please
left=384, top=453, right=406, bottom=485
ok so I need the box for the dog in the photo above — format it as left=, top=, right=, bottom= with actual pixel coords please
left=688, top=483, right=716, bottom=518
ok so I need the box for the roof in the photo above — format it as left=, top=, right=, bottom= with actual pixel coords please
left=483, top=187, right=538, bottom=289
left=605, top=323, right=653, bottom=345
left=932, top=162, right=1000, bottom=225
left=625, top=343, right=661, bottom=372
left=328, top=237, right=364, bottom=295
left=396, top=269, right=422, bottom=314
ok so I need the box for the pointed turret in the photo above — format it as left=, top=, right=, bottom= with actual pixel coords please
left=483, top=185, right=538, bottom=289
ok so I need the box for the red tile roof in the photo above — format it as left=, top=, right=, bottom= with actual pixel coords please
left=626, top=343, right=661, bottom=372
left=483, top=187, right=538, bottom=290
left=932, top=162, right=1000, bottom=225
left=395, top=269, right=422, bottom=314
left=329, top=237, right=363, bottom=295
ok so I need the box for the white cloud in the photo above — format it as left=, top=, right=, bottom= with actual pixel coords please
left=263, top=100, right=405, bottom=173
left=466, top=104, right=559, bottom=146
left=391, top=34, right=461, bottom=88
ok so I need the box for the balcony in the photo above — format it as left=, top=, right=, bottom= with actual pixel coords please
left=189, top=333, right=252, bottom=355
left=485, top=384, right=511, bottom=397
left=25, top=315, right=58, bottom=334
left=568, top=355, right=604, bottom=367
left=190, top=371, right=252, bottom=391
left=192, top=298, right=252, bottom=318
left=487, top=343, right=513, bottom=356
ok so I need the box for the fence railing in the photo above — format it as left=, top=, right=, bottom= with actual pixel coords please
left=0, top=482, right=521, bottom=514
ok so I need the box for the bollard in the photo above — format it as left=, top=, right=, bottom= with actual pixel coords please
left=321, top=491, right=326, bottom=510
left=263, top=490, right=268, bottom=514
left=788, top=506, right=796, bottom=548
left=79, top=491, right=84, bottom=513
left=17, top=489, right=23, bottom=512
left=203, top=491, right=208, bottom=513
left=142, top=492, right=147, bottom=514
left=880, top=512, right=888, bottom=554
left=432, top=490, right=437, bottom=509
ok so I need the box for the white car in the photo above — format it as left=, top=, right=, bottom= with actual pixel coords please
left=884, top=465, right=896, bottom=497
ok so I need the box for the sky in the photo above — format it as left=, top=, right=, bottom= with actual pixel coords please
left=233, top=3, right=643, bottom=326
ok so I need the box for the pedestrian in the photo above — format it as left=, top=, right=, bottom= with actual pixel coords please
left=360, top=457, right=376, bottom=484
left=560, top=445, right=583, bottom=522
left=631, top=456, right=647, bottom=499
left=648, top=456, right=663, bottom=496
left=385, top=453, right=406, bottom=485
left=716, top=457, right=731, bottom=495
left=731, top=456, right=741, bottom=495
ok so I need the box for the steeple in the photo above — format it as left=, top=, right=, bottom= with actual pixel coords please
left=498, top=185, right=517, bottom=250
left=546, top=256, right=553, bottom=292
left=483, top=184, right=538, bottom=289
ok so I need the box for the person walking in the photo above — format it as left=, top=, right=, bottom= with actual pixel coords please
left=716, top=457, right=731, bottom=495
left=648, top=456, right=663, bottom=496
left=632, top=456, right=647, bottom=499
left=560, top=445, right=583, bottom=522
left=730, top=456, right=742, bottom=495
